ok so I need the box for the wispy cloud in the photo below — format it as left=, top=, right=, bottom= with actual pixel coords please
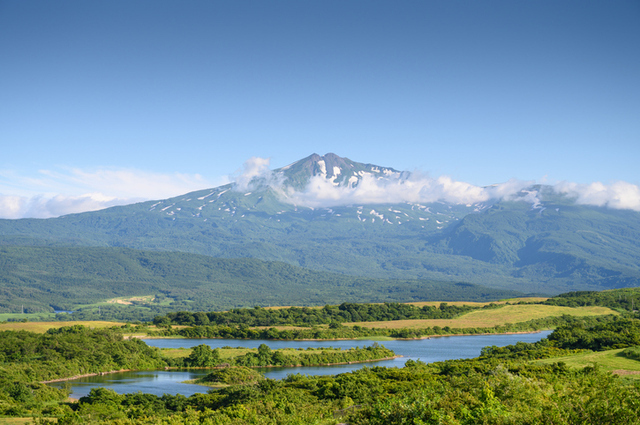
left=232, top=157, right=283, bottom=191
left=0, top=167, right=224, bottom=219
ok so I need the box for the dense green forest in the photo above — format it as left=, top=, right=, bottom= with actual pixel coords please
left=543, top=287, right=640, bottom=311
left=153, top=301, right=492, bottom=327
left=0, top=245, right=522, bottom=318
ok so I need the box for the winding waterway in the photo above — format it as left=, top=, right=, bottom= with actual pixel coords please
left=53, top=331, right=552, bottom=398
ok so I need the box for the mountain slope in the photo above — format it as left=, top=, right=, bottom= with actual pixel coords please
left=1, top=153, right=639, bottom=297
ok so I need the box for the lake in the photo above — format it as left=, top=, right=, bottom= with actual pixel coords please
left=53, top=331, right=551, bottom=398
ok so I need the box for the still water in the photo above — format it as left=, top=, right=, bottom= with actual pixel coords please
left=53, top=331, right=551, bottom=398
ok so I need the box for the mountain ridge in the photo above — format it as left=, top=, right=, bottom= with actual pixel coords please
left=1, top=153, right=639, bottom=301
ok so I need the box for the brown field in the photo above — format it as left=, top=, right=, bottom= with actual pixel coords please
left=0, top=320, right=125, bottom=333
left=106, top=295, right=155, bottom=305
left=346, top=305, right=617, bottom=330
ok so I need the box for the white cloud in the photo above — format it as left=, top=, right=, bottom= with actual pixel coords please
left=281, top=172, right=534, bottom=208
left=0, top=193, right=132, bottom=219
left=555, top=181, right=640, bottom=211
left=232, top=157, right=283, bottom=191
left=0, top=167, right=224, bottom=219
left=4, top=158, right=638, bottom=219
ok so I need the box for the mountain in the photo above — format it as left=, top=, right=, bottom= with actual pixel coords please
left=1, top=153, right=639, bottom=313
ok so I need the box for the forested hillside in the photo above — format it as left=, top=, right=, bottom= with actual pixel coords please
left=0, top=245, right=521, bottom=317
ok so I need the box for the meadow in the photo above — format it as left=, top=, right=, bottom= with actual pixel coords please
left=535, top=348, right=640, bottom=378
left=345, top=304, right=617, bottom=330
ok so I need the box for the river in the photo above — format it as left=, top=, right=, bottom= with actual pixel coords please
left=52, top=331, right=552, bottom=398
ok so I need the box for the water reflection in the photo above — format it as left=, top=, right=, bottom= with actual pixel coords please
left=53, top=331, right=551, bottom=398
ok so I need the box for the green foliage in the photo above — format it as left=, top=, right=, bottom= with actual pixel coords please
left=544, top=287, right=640, bottom=312
left=230, top=344, right=394, bottom=368
left=3, top=307, right=640, bottom=423
left=620, top=346, right=640, bottom=361
left=201, top=367, right=264, bottom=385
left=155, top=301, right=483, bottom=327
left=548, top=317, right=640, bottom=350
left=184, top=344, right=221, bottom=367
left=0, top=325, right=168, bottom=417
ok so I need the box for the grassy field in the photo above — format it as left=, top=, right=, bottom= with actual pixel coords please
left=535, top=348, right=640, bottom=378
left=0, top=304, right=617, bottom=336
left=0, top=320, right=125, bottom=333
left=346, top=305, right=617, bottom=330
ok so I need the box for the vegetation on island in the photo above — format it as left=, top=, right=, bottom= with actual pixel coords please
left=199, top=366, right=264, bottom=386
left=179, top=343, right=395, bottom=369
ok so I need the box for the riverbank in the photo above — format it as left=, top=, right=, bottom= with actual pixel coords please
left=136, top=329, right=550, bottom=342
left=40, top=369, right=135, bottom=384
left=40, top=355, right=401, bottom=386
left=182, top=355, right=401, bottom=388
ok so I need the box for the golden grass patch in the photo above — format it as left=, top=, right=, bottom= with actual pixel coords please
left=347, top=305, right=617, bottom=330
left=0, top=321, right=124, bottom=333
left=0, top=419, right=46, bottom=424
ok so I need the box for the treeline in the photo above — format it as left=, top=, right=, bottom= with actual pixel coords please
left=481, top=316, right=640, bottom=360
left=148, top=313, right=614, bottom=340
left=179, top=343, right=394, bottom=368
left=544, top=287, right=640, bottom=312
left=153, top=302, right=496, bottom=327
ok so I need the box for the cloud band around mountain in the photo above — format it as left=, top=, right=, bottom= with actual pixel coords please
left=233, top=157, right=640, bottom=212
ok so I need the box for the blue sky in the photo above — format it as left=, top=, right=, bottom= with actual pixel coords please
left=1, top=0, right=639, bottom=218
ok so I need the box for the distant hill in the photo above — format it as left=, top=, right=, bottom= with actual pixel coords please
left=1, top=153, right=639, bottom=313
left=0, top=245, right=522, bottom=315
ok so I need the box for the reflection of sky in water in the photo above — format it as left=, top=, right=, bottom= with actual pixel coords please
left=54, top=331, right=551, bottom=398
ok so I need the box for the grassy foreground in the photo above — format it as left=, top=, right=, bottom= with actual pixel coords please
left=535, top=348, right=640, bottom=378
